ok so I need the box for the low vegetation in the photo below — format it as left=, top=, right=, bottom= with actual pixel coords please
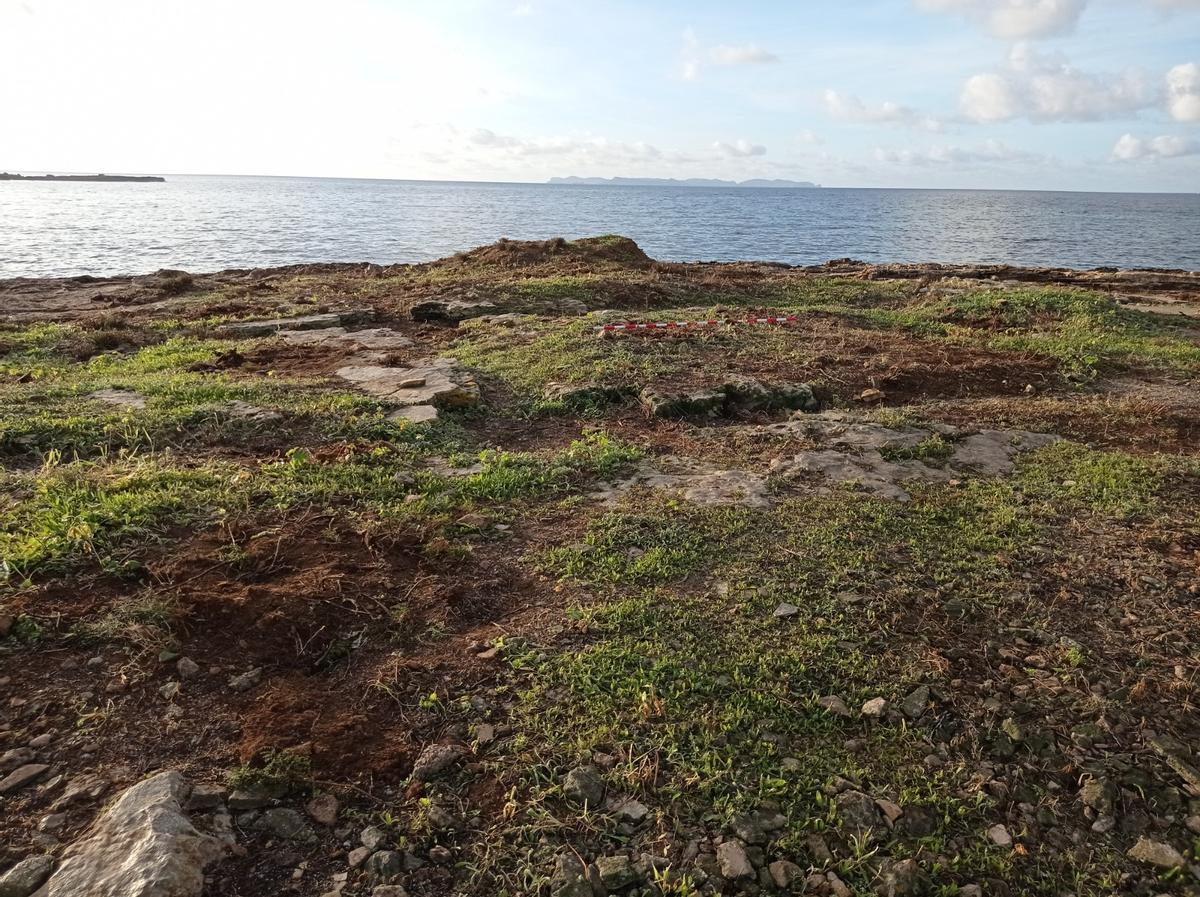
left=1, top=238, right=1197, bottom=897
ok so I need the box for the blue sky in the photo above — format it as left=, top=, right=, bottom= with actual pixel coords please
left=1, top=0, right=1198, bottom=190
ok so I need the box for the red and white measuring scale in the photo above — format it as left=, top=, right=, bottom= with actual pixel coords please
left=597, top=314, right=799, bottom=333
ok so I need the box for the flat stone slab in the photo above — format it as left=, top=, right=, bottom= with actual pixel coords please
left=593, top=456, right=772, bottom=508
left=219, top=401, right=283, bottom=423
left=275, top=326, right=413, bottom=352
left=387, top=405, right=439, bottom=424
left=89, top=389, right=146, bottom=410
left=593, top=413, right=1060, bottom=506
left=336, top=358, right=479, bottom=409
left=766, top=413, right=1059, bottom=502
left=219, top=311, right=370, bottom=338
left=35, top=771, right=224, bottom=897
left=409, top=298, right=497, bottom=323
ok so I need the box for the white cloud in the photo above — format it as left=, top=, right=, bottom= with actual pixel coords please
left=874, top=139, right=1042, bottom=166
left=709, top=44, right=778, bottom=66
left=1167, top=62, right=1200, bottom=122
left=511, top=2, right=534, bottom=15
left=467, top=128, right=665, bottom=161
left=459, top=127, right=772, bottom=169
left=917, top=0, right=1200, bottom=38
left=960, top=44, right=1157, bottom=122
left=797, top=129, right=822, bottom=145
left=916, top=0, right=1087, bottom=39
left=679, top=28, right=779, bottom=81
left=714, top=138, right=767, bottom=158
left=824, top=90, right=945, bottom=131
left=1112, top=133, right=1200, bottom=160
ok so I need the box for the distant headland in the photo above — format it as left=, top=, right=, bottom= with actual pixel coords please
left=0, top=172, right=165, bottom=183
left=547, top=176, right=818, bottom=188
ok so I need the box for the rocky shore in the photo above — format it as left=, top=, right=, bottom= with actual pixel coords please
left=1, top=237, right=1198, bottom=896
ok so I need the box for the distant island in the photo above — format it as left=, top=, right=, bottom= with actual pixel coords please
left=548, top=176, right=819, bottom=188
left=0, top=172, right=165, bottom=183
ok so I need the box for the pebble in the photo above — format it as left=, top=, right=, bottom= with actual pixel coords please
left=0, top=747, right=35, bottom=771
left=306, top=793, right=339, bottom=826
left=475, top=723, right=496, bottom=746
left=562, top=765, right=605, bottom=807
left=836, top=790, right=881, bottom=835
left=861, top=697, right=888, bottom=718
left=360, top=825, right=390, bottom=851
left=1091, top=815, right=1116, bottom=834
left=228, top=667, right=263, bottom=692
left=773, top=602, right=799, bottom=618
left=227, top=788, right=273, bottom=810
left=427, top=845, right=452, bottom=865
left=987, top=823, right=1013, bottom=848
left=716, top=841, right=754, bottom=881
left=38, top=812, right=68, bottom=832
left=594, top=855, right=637, bottom=891
left=817, top=695, right=851, bottom=717
left=158, top=681, right=181, bottom=701
left=876, top=798, right=904, bottom=826
left=365, top=850, right=404, bottom=883
left=901, top=684, right=930, bottom=719
left=410, top=743, right=465, bottom=782
left=185, top=783, right=228, bottom=811
left=769, top=859, right=803, bottom=889
left=613, top=798, right=650, bottom=824
left=1127, top=836, right=1185, bottom=868
left=28, top=734, right=52, bottom=750
left=177, top=657, right=201, bottom=678
left=0, top=763, right=50, bottom=795
left=828, top=871, right=853, bottom=897
left=348, top=846, right=373, bottom=867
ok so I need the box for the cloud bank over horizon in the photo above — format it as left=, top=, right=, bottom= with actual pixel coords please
left=0, top=0, right=1196, bottom=191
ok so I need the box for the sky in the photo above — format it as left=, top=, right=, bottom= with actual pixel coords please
left=1, top=0, right=1198, bottom=191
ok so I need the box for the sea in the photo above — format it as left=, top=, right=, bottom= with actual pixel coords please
left=2, top=175, right=1198, bottom=279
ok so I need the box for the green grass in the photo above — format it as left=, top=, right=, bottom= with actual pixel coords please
left=490, top=442, right=1197, bottom=894
left=0, top=330, right=426, bottom=459
left=1014, top=441, right=1182, bottom=518
left=496, top=484, right=1051, bottom=891
left=451, top=317, right=695, bottom=403
left=0, top=457, right=233, bottom=582
left=853, top=287, right=1200, bottom=377
left=879, top=434, right=955, bottom=466
left=259, top=431, right=641, bottom=515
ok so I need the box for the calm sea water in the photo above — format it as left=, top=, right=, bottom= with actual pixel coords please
left=2, top=175, right=1197, bottom=278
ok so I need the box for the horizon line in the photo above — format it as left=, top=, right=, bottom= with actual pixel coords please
left=3, top=169, right=1197, bottom=196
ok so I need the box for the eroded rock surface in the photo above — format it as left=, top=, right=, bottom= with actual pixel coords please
left=595, top=413, right=1058, bottom=506
left=89, top=389, right=147, bottom=410
left=767, top=412, right=1059, bottom=501
left=336, top=358, right=479, bottom=409
left=218, top=311, right=371, bottom=338
left=593, top=456, right=773, bottom=508
left=640, top=377, right=818, bottom=418
left=35, top=770, right=224, bottom=897
left=275, top=326, right=413, bottom=353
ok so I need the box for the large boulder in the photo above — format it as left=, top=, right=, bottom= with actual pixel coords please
left=35, top=771, right=224, bottom=897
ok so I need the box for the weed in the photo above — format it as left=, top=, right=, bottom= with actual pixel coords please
left=228, top=749, right=313, bottom=795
